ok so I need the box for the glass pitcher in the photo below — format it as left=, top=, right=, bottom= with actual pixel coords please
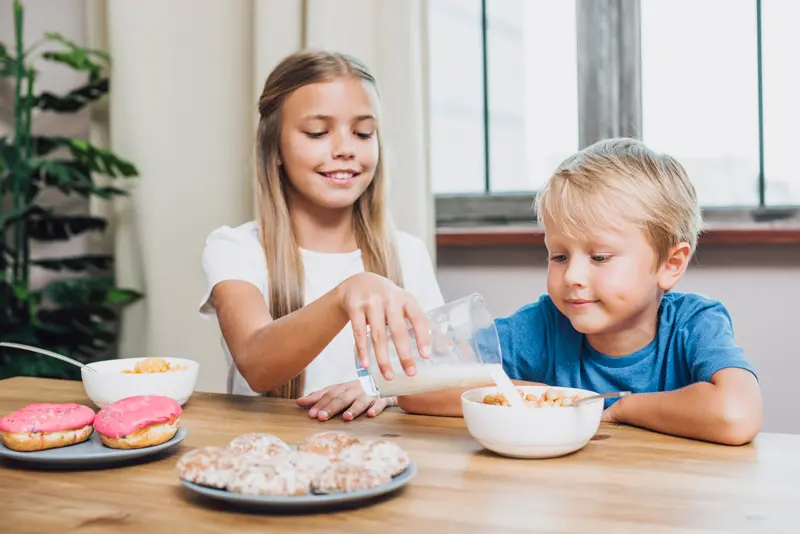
left=355, top=293, right=503, bottom=397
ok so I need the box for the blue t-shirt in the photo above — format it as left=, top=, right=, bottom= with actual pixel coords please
left=495, top=292, right=757, bottom=407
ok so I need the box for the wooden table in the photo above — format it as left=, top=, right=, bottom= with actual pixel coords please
left=1, top=377, right=798, bottom=534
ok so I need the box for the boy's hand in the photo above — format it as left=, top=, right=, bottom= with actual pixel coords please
left=596, top=368, right=761, bottom=445
left=296, top=380, right=396, bottom=421
left=601, top=402, right=622, bottom=423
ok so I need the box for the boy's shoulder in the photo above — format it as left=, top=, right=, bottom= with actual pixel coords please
left=659, top=291, right=734, bottom=331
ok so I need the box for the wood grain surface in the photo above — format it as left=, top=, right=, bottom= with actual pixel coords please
left=1, top=377, right=797, bottom=534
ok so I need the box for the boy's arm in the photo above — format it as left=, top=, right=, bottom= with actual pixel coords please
left=604, top=367, right=761, bottom=445
left=397, top=380, right=545, bottom=417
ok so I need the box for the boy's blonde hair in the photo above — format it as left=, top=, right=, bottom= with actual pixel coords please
left=535, top=138, right=702, bottom=264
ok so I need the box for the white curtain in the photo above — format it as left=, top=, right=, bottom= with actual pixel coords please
left=100, top=0, right=434, bottom=392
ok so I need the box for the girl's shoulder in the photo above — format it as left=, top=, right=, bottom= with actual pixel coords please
left=204, top=221, right=262, bottom=251
left=202, top=221, right=266, bottom=274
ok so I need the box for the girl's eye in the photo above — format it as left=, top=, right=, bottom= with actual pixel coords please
left=305, top=131, right=326, bottom=139
left=591, top=255, right=612, bottom=263
left=355, top=131, right=374, bottom=140
left=549, top=254, right=567, bottom=263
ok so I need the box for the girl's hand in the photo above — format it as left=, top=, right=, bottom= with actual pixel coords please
left=336, top=272, right=431, bottom=381
left=296, top=380, right=396, bottom=421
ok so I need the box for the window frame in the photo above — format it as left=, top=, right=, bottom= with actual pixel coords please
left=431, top=0, right=800, bottom=229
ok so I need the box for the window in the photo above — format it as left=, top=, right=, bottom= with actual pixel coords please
left=427, top=0, right=578, bottom=218
left=428, top=0, right=800, bottom=226
left=761, top=0, right=800, bottom=205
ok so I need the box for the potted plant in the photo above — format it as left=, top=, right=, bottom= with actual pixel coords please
left=0, top=0, right=142, bottom=380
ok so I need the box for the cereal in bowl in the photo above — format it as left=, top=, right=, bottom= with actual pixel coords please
left=122, top=357, right=187, bottom=374
left=483, top=387, right=587, bottom=408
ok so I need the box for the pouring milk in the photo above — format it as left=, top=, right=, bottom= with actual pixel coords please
left=356, top=294, right=526, bottom=409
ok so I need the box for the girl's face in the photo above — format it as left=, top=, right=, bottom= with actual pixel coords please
left=279, top=77, right=380, bottom=211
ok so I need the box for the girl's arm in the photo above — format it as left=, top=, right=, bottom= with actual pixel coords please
left=603, top=368, right=761, bottom=445
left=212, top=272, right=430, bottom=394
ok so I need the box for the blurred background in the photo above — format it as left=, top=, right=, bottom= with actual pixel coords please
left=0, top=0, right=797, bottom=434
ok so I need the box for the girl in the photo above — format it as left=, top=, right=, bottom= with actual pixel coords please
left=198, top=50, right=443, bottom=422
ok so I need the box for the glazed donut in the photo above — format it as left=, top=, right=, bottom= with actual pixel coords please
left=311, top=463, right=391, bottom=494
left=227, top=433, right=290, bottom=461
left=298, top=431, right=361, bottom=458
left=176, top=446, right=243, bottom=489
left=93, top=395, right=181, bottom=449
left=0, top=403, right=95, bottom=452
left=336, top=439, right=410, bottom=477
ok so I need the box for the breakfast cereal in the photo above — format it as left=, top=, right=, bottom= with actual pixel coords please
left=482, top=387, right=587, bottom=408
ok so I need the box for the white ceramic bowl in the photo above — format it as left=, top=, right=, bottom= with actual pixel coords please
left=461, top=385, right=603, bottom=459
left=81, top=357, right=199, bottom=408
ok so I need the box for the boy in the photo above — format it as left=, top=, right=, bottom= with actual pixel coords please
left=398, top=138, right=762, bottom=446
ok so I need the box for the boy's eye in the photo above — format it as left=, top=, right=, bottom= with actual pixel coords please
left=549, top=254, right=567, bottom=263
left=591, top=255, right=612, bottom=263
left=305, top=131, right=326, bottom=139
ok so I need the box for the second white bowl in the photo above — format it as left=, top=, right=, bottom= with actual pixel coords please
left=461, top=385, right=604, bottom=459
left=81, top=357, right=199, bottom=408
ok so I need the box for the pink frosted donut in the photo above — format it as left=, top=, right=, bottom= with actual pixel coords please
left=0, top=403, right=95, bottom=452
left=94, top=395, right=181, bottom=450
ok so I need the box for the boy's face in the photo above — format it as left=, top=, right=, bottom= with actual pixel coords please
left=544, top=217, right=687, bottom=353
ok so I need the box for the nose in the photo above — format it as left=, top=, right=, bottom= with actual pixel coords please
left=563, top=257, right=588, bottom=287
left=332, top=130, right=355, bottom=160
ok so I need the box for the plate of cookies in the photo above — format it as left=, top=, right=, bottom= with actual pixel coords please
left=177, top=430, right=416, bottom=511
left=0, top=395, right=187, bottom=467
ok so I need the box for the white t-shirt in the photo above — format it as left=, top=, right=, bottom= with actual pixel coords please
left=198, top=221, right=445, bottom=397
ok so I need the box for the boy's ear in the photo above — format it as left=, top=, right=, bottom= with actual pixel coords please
left=657, top=242, right=691, bottom=291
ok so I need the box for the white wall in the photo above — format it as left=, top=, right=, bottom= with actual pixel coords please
left=437, top=243, right=800, bottom=435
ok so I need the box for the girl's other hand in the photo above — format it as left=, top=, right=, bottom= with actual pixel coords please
left=296, top=380, right=396, bottom=421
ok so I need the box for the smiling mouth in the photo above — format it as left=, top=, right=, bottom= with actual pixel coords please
left=318, top=171, right=360, bottom=181
left=566, top=300, right=597, bottom=308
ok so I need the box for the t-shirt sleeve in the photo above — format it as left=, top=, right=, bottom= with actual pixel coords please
left=198, top=225, right=266, bottom=318
left=681, top=300, right=757, bottom=383
left=495, top=296, right=551, bottom=382
left=405, top=236, right=445, bottom=312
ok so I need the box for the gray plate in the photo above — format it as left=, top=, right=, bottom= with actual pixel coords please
left=0, top=427, right=187, bottom=468
left=180, top=462, right=417, bottom=513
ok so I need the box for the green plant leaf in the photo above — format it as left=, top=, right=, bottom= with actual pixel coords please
left=0, top=203, right=41, bottom=231
left=31, top=254, right=113, bottom=272
left=26, top=78, right=108, bottom=113
left=2, top=135, right=72, bottom=158
left=42, top=276, right=142, bottom=307
left=68, top=139, right=138, bottom=178
left=27, top=212, right=107, bottom=241
left=29, top=159, right=92, bottom=194
left=41, top=50, right=103, bottom=81
left=42, top=32, right=109, bottom=81
left=0, top=41, right=28, bottom=78
left=4, top=159, right=128, bottom=199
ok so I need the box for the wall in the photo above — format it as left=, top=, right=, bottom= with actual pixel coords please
left=437, top=243, right=800, bottom=435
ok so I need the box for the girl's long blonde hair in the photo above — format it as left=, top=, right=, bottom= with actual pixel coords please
left=255, top=50, right=403, bottom=399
